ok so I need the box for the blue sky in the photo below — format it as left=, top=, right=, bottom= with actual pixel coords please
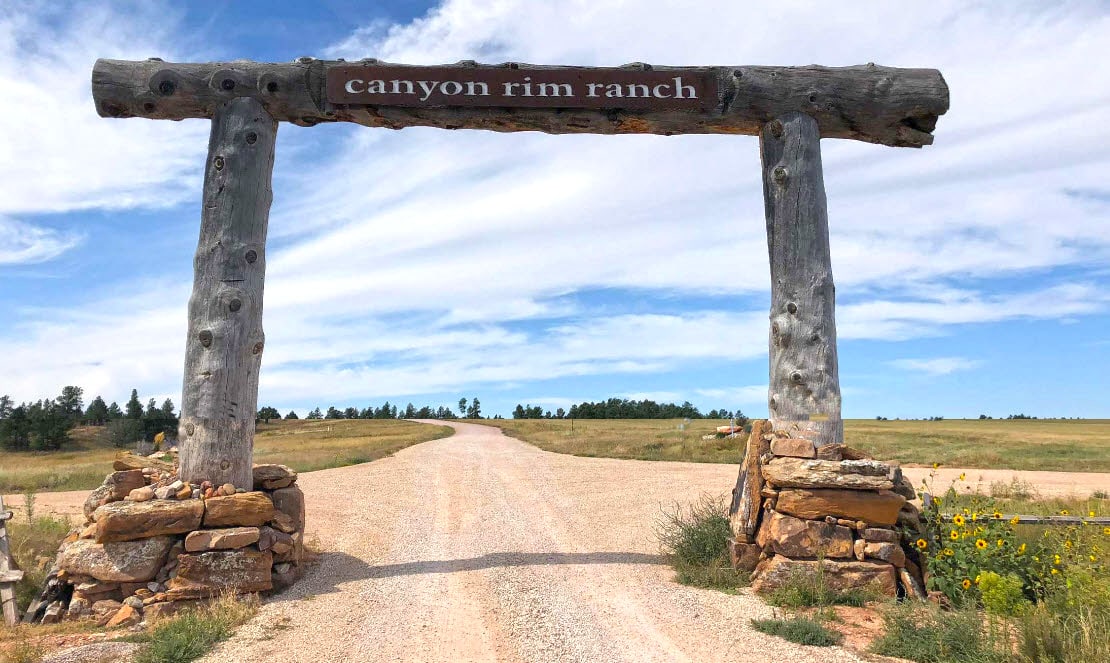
left=1, top=0, right=1108, bottom=420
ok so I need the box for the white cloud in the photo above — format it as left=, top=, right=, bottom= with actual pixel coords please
left=888, top=357, right=984, bottom=376
left=0, top=217, right=83, bottom=265
left=696, top=386, right=768, bottom=405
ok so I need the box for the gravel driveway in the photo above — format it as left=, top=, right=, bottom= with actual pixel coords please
left=198, top=421, right=865, bottom=662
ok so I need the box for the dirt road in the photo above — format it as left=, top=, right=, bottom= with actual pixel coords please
left=9, top=423, right=1108, bottom=662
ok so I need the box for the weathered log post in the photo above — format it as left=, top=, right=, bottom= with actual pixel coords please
left=760, top=112, right=841, bottom=448
left=178, top=97, right=276, bottom=489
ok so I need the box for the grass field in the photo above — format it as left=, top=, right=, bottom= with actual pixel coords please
left=484, top=418, right=1110, bottom=472
left=0, top=419, right=453, bottom=493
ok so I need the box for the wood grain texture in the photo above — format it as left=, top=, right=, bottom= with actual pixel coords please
left=760, top=113, right=843, bottom=447
left=0, top=496, right=17, bottom=626
left=92, top=58, right=948, bottom=147
left=178, top=97, right=276, bottom=489
left=729, top=420, right=771, bottom=542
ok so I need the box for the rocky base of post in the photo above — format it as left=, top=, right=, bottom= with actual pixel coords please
left=24, top=459, right=305, bottom=626
left=729, top=421, right=927, bottom=600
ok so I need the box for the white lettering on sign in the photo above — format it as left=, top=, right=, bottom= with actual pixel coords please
left=342, top=76, right=700, bottom=101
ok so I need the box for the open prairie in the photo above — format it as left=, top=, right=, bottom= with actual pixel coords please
left=485, top=418, right=1110, bottom=473
left=0, top=419, right=453, bottom=493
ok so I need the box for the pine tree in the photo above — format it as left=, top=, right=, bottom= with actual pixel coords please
left=125, top=389, right=143, bottom=419
left=85, top=396, right=110, bottom=425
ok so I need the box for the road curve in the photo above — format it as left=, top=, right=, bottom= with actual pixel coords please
left=199, top=421, right=863, bottom=663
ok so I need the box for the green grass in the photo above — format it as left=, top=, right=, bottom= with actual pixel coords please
left=0, top=419, right=454, bottom=493
left=870, top=604, right=1010, bottom=663
left=6, top=513, right=74, bottom=612
left=750, top=616, right=843, bottom=646
left=765, top=567, right=874, bottom=609
left=129, top=593, right=258, bottom=663
left=655, top=495, right=747, bottom=592
left=486, top=418, right=1110, bottom=472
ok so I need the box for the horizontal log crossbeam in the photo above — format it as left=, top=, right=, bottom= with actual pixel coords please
left=93, top=58, right=948, bottom=147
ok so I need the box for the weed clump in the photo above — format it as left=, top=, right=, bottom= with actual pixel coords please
left=131, top=593, right=258, bottom=663
left=766, top=567, right=873, bottom=608
left=656, top=495, right=747, bottom=592
left=871, top=603, right=1008, bottom=663
left=750, top=615, right=842, bottom=647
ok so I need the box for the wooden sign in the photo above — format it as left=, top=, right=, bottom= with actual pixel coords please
left=326, top=65, right=719, bottom=110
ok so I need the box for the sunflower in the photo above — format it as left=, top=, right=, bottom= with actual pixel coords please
left=997, top=539, right=1005, bottom=547
left=1064, top=540, right=1073, bottom=549
left=932, top=463, right=939, bottom=469
left=1011, top=516, right=1021, bottom=525
left=943, top=548, right=954, bottom=557
left=953, top=514, right=966, bottom=527
left=959, top=473, right=966, bottom=481
left=1090, top=511, right=1097, bottom=518
left=950, top=530, right=960, bottom=540
left=1018, top=543, right=1027, bottom=554
left=976, top=539, right=988, bottom=550
left=971, top=513, right=978, bottom=522
left=1092, top=555, right=1099, bottom=563
left=1104, top=526, right=1110, bottom=536
left=1060, top=509, right=1070, bottom=516
left=993, top=511, right=1002, bottom=519
left=916, top=538, right=928, bottom=550
left=1051, top=568, right=1060, bottom=575
left=961, top=578, right=972, bottom=590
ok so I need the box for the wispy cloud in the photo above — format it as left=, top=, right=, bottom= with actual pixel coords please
left=888, top=357, right=984, bottom=376
left=0, top=217, right=83, bottom=265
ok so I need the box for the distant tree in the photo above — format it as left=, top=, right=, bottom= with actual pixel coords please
left=416, top=405, right=434, bottom=418
left=306, top=407, right=322, bottom=420
left=23, top=400, right=70, bottom=450
left=0, top=404, right=30, bottom=450
left=107, top=401, right=123, bottom=419
left=458, top=398, right=467, bottom=418
left=257, top=406, right=281, bottom=423
left=125, top=389, right=143, bottom=419
left=325, top=406, right=343, bottom=420
left=555, top=407, right=565, bottom=419
left=284, top=410, right=299, bottom=420
left=342, top=407, right=358, bottom=420
left=160, top=399, right=176, bottom=419
left=979, top=414, right=988, bottom=420
left=107, top=418, right=144, bottom=449
left=466, top=398, right=481, bottom=419
left=145, top=398, right=159, bottom=418
left=85, top=396, right=110, bottom=425
left=56, top=386, right=84, bottom=422
left=513, top=404, right=526, bottom=419
left=0, top=395, right=12, bottom=419
left=404, top=403, right=416, bottom=418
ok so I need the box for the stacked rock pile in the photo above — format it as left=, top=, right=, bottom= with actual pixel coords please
left=729, top=420, right=927, bottom=599
left=24, top=461, right=305, bottom=626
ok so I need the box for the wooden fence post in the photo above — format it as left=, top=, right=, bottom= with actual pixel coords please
left=178, top=97, right=277, bottom=489
left=760, top=112, right=843, bottom=448
left=0, top=496, right=24, bottom=626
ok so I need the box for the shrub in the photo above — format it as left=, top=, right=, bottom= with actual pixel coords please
left=979, top=571, right=1029, bottom=616
left=765, top=567, right=872, bottom=608
left=132, top=593, right=258, bottom=663
left=750, top=616, right=842, bottom=646
left=656, top=495, right=746, bottom=591
left=870, top=604, right=1008, bottom=663
left=7, top=512, right=73, bottom=612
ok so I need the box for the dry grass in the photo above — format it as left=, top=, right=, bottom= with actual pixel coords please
left=0, top=419, right=453, bottom=493
left=486, top=418, right=1110, bottom=471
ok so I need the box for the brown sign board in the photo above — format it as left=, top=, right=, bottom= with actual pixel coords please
left=326, top=65, right=719, bottom=110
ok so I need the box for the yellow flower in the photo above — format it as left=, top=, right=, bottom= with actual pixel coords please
left=993, top=511, right=1002, bottom=519
left=943, top=548, right=954, bottom=557
left=1011, top=516, right=1020, bottom=525
left=1064, top=540, right=1073, bottom=549
left=959, top=473, right=966, bottom=481
left=932, top=463, right=939, bottom=469
left=1053, top=555, right=1061, bottom=565
left=1092, top=555, right=1099, bottom=563
left=961, top=579, right=972, bottom=590
left=1018, top=543, right=1027, bottom=554
left=916, top=539, right=928, bottom=550
left=963, top=508, right=970, bottom=515
left=971, top=513, right=978, bottom=522
left=976, top=539, right=988, bottom=550
left=997, top=539, right=1005, bottom=547
left=974, top=574, right=981, bottom=585
left=1060, top=509, right=1070, bottom=516
left=1051, top=568, right=1059, bottom=575
left=950, top=530, right=960, bottom=540
left=953, top=515, right=966, bottom=527
left=1104, top=526, right=1110, bottom=536
left=1090, top=511, right=1097, bottom=518
left=932, top=496, right=941, bottom=506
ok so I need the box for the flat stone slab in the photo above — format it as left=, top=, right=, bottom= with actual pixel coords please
left=184, top=527, right=261, bottom=552
left=253, top=463, right=297, bottom=490
left=758, top=510, right=853, bottom=559
left=165, top=549, right=272, bottom=599
left=270, top=485, right=305, bottom=531
left=762, top=457, right=895, bottom=491
left=94, top=499, right=204, bottom=543
left=775, top=488, right=905, bottom=526
left=58, top=536, right=175, bottom=583
left=202, top=491, right=275, bottom=528
left=751, top=556, right=897, bottom=597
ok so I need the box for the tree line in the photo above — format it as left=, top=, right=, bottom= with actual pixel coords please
left=512, top=398, right=748, bottom=423
left=0, top=386, right=178, bottom=451
left=258, top=397, right=484, bottom=423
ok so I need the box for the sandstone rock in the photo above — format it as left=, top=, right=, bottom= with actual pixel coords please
left=84, top=470, right=147, bottom=520
left=270, top=485, right=305, bottom=532
left=106, top=604, right=141, bottom=627
left=770, top=438, right=816, bottom=459
left=894, top=477, right=917, bottom=501
left=192, top=489, right=201, bottom=499
left=94, top=499, right=204, bottom=542
left=728, top=420, right=772, bottom=542
left=42, top=601, right=63, bottom=624
left=728, top=539, right=762, bottom=572
left=760, top=511, right=853, bottom=558
left=165, top=550, right=273, bottom=599
left=202, top=492, right=274, bottom=528
left=274, top=531, right=303, bottom=564
left=762, top=458, right=895, bottom=491
left=143, top=600, right=195, bottom=622
left=253, top=464, right=297, bottom=490
left=271, top=562, right=299, bottom=592
left=816, top=444, right=844, bottom=461
left=168, top=480, right=183, bottom=491
left=774, top=488, right=906, bottom=526
left=270, top=511, right=297, bottom=534
left=154, top=486, right=175, bottom=500
left=750, top=556, right=897, bottom=597
left=185, top=527, right=260, bottom=552
left=80, top=524, right=97, bottom=540
left=854, top=539, right=867, bottom=561
left=219, top=483, right=236, bottom=496
left=903, top=559, right=927, bottom=600
left=175, top=484, right=192, bottom=500
left=258, top=526, right=293, bottom=555
left=128, top=486, right=154, bottom=502
left=123, top=595, right=144, bottom=610
left=91, top=599, right=123, bottom=626
left=898, top=503, right=923, bottom=531
left=864, top=542, right=906, bottom=567
left=862, top=528, right=900, bottom=544
left=64, top=597, right=90, bottom=621
left=59, top=537, right=175, bottom=582
left=120, top=582, right=146, bottom=597
left=133, top=588, right=153, bottom=600
left=836, top=519, right=855, bottom=528
left=840, top=446, right=871, bottom=461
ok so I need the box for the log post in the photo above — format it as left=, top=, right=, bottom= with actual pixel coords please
left=178, top=97, right=276, bottom=489
left=760, top=112, right=842, bottom=448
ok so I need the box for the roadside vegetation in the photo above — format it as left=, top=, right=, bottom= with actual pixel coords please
left=488, top=418, right=1110, bottom=472
left=655, top=495, right=747, bottom=592
left=128, top=593, right=259, bottom=663
left=0, top=419, right=453, bottom=493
